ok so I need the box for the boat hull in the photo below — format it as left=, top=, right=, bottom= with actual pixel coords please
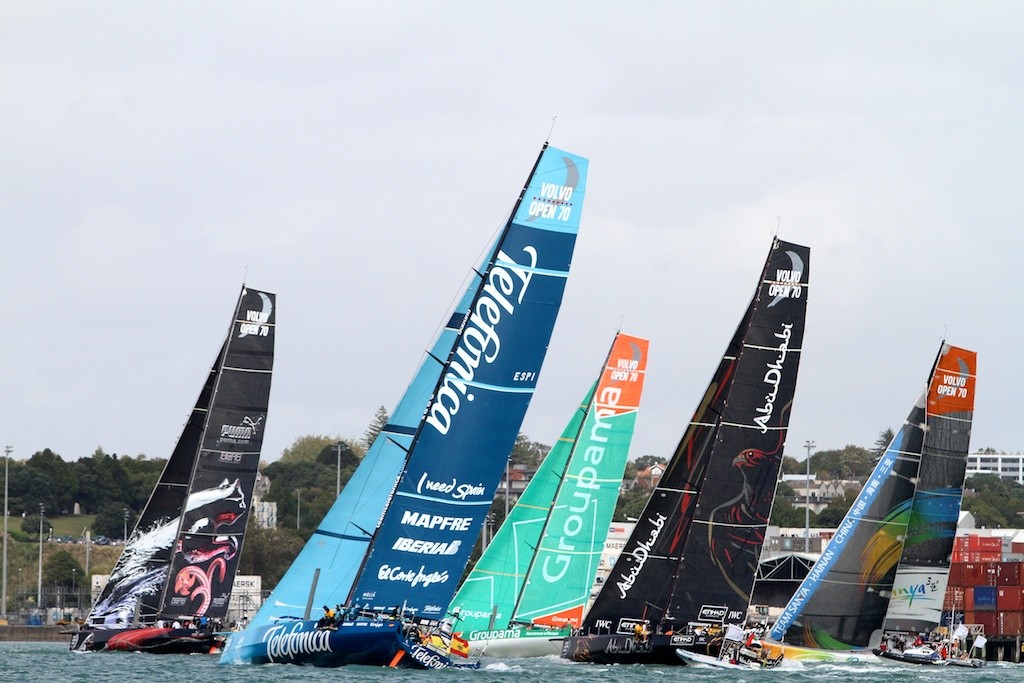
left=466, top=626, right=568, bottom=657
left=561, top=633, right=685, bottom=665
left=676, top=648, right=780, bottom=669
left=70, top=627, right=221, bottom=654
left=769, top=642, right=877, bottom=663
left=220, top=618, right=475, bottom=669
left=873, top=647, right=984, bottom=668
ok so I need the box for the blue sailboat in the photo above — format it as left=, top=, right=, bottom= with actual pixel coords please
left=220, top=142, right=588, bottom=668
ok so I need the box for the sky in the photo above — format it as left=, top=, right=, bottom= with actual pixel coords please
left=2, top=2, right=1021, bottom=469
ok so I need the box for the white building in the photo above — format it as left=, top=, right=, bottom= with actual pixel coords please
left=967, top=451, right=1024, bottom=485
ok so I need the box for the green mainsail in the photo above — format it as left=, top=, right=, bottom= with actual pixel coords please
left=450, top=333, right=648, bottom=636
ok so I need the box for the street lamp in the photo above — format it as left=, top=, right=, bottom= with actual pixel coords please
left=296, top=489, right=301, bottom=530
left=37, top=503, right=44, bottom=611
left=335, top=443, right=342, bottom=497
left=804, top=439, right=816, bottom=552
left=122, top=508, right=129, bottom=543
left=2, top=445, right=10, bottom=621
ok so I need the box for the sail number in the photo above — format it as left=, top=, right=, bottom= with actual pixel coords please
left=512, top=371, right=537, bottom=382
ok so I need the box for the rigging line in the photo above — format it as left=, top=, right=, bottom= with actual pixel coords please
left=547, top=115, right=558, bottom=143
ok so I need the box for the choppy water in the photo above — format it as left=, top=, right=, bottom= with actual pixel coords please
left=1, top=642, right=1019, bottom=683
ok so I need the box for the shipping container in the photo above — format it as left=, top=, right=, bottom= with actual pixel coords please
left=974, top=585, right=998, bottom=611
left=997, top=562, right=1021, bottom=586
left=997, top=586, right=1024, bottom=611
left=972, top=611, right=998, bottom=635
left=998, top=611, right=1024, bottom=635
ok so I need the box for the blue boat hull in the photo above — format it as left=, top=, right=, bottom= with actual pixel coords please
left=220, top=618, right=475, bottom=669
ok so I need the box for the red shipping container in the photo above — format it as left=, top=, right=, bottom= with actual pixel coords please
left=998, top=611, right=1023, bottom=635
left=998, top=562, right=1021, bottom=586
left=997, top=587, right=1024, bottom=611
left=1012, top=542, right=1024, bottom=555
left=972, top=611, right=998, bottom=635
left=963, top=562, right=998, bottom=585
left=980, top=537, right=1003, bottom=552
left=965, top=587, right=974, bottom=611
left=949, top=563, right=965, bottom=586
left=945, top=586, right=957, bottom=605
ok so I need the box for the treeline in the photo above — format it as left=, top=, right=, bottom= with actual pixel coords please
left=3, top=447, right=161, bottom=539
left=8, top=421, right=1019, bottom=591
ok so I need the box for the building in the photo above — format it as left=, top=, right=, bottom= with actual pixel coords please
left=781, top=474, right=857, bottom=514
left=967, top=451, right=1024, bottom=485
left=634, top=463, right=665, bottom=490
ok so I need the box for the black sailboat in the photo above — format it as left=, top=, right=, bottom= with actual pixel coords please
left=562, top=238, right=809, bottom=665
left=70, top=286, right=276, bottom=654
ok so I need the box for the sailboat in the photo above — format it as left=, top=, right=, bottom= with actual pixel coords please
left=766, top=342, right=977, bottom=664
left=449, top=331, right=649, bottom=657
left=220, top=142, right=589, bottom=669
left=69, top=286, right=277, bottom=654
left=561, top=237, right=810, bottom=665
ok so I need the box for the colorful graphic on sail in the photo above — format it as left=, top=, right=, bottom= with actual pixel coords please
left=884, top=345, right=977, bottom=633
left=85, top=287, right=275, bottom=628
left=769, top=343, right=976, bottom=650
left=567, top=238, right=809, bottom=661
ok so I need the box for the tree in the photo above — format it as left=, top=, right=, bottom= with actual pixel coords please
left=92, top=503, right=136, bottom=540
left=780, top=455, right=805, bottom=475
left=810, top=445, right=876, bottom=480
left=238, top=525, right=305, bottom=589
left=962, top=474, right=1024, bottom=528
left=509, top=434, right=548, bottom=469
left=872, top=429, right=895, bottom=458
left=815, top=491, right=858, bottom=528
left=21, top=511, right=50, bottom=538
left=25, top=449, right=77, bottom=514
left=279, top=435, right=340, bottom=464
left=769, top=498, right=808, bottom=527
left=613, top=487, right=650, bottom=522
left=633, top=455, right=667, bottom=471
left=363, top=406, right=390, bottom=450
left=43, top=549, right=84, bottom=588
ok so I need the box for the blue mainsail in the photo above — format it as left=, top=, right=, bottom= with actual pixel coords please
left=221, top=143, right=588, bottom=667
left=348, top=147, right=587, bottom=617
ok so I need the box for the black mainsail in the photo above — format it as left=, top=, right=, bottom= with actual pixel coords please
left=81, top=286, right=275, bottom=632
left=563, top=238, right=809, bottom=664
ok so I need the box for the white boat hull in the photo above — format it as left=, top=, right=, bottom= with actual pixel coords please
left=676, top=648, right=770, bottom=669
left=467, top=630, right=567, bottom=657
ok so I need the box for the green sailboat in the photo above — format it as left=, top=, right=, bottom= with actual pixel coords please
left=448, top=332, right=649, bottom=657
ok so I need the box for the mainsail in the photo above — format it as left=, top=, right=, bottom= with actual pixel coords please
left=769, top=343, right=976, bottom=649
left=85, top=286, right=276, bottom=627
left=450, top=332, right=648, bottom=635
left=567, top=238, right=809, bottom=660
left=221, top=142, right=588, bottom=667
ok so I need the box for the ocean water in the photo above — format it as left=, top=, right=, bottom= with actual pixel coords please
left=2, top=642, right=1019, bottom=683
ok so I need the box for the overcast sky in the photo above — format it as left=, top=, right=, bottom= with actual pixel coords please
left=2, top=2, right=1020, bottom=469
